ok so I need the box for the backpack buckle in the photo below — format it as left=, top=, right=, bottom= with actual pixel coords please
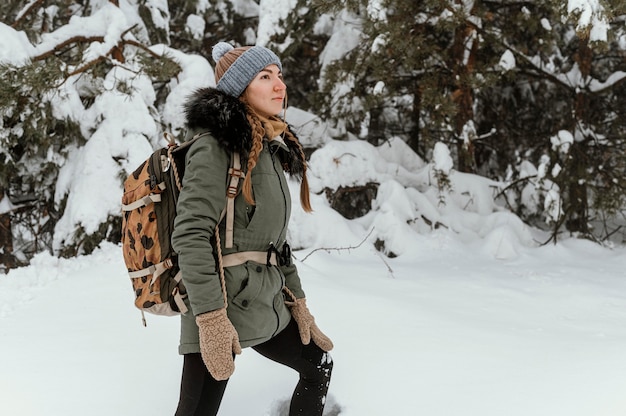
left=280, top=242, right=292, bottom=267
left=227, top=185, right=238, bottom=198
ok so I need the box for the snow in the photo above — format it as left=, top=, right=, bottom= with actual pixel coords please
left=53, top=65, right=160, bottom=249
left=185, top=14, right=206, bottom=40
left=541, top=18, right=552, bottom=31
left=433, top=142, right=454, bottom=174
left=0, top=193, right=16, bottom=215
left=257, top=0, right=297, bottom=48
left=2, top=1, right=626, bottom=414
left=551, top=130, right=574, bottom=154
left=318, top=10, right=362, bottom=75
left=1, top=233, right=626, bottom=415
left=0, top=22, right=34, bottom=65
left=151, top=44, right=216, bottom=134
left=568, top=0, right=609, bottom=42
left=31, top=3, right=130, bottom=63
left=366, top=0, right=387, bottom=22
left=498, top=50, right=516, bottom=71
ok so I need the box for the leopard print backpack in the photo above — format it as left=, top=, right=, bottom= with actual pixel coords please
left=121, top=132, right=241, bottom=325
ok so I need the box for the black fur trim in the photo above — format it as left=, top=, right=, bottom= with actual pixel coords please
left=183, top=87, right=305, bottom=177
left=183, top=87, right=252, bottom=156
left=282, top=126, right=305, bottom=178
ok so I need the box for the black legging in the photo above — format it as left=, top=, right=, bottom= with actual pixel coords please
left=174, top=318, right=333, bottom=416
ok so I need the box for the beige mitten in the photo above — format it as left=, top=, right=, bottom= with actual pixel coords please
left=195, top=308, right=242, bottom=381
left=285, top=298, right=334, bottom=351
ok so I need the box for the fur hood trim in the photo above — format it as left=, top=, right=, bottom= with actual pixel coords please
left=183, top=87, right=305, bottom=178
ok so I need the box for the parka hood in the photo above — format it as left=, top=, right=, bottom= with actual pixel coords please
left=183, top=87, right=305, bottom=178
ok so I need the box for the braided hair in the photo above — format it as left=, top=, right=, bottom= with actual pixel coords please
left=242, top=106, right=312, bottom=213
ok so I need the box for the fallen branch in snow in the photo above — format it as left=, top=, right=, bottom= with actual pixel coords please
left=332, top=153, right=357, bottom=165
left=373, top=249, right=395, bottom=278
left=299, top=228, right=396, bottom=278
left=299, top=228, right=374, bottom=262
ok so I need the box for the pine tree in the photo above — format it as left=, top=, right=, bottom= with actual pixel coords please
left=0, top=0, right=183, bottom=267
left=0, top=0, right=275, bottom=269
left=265, top=0, right=331, bottom=112
left=485, top=0, right=626, bottom=241
left=311, top=0, right=505, bottom=167
left=310, top=0, right=626, bottom=242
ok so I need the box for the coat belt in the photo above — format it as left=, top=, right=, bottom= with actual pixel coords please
left=221, top=251, right=278, bottom=268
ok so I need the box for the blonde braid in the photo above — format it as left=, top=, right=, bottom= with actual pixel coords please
left=242, top=110, right=264, bottom=206
left=283, top=129, right=313, bottom=213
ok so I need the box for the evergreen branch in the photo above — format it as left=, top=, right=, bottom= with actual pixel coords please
left=493, top=175, right=536, bottom=213
left=65, top=49, right=112, bottom=77
left=65, top=26, right=136, bottom=77
left=481, top=29, right=574, bottom=91
left=122, top=39, right=163, bottom=59
left=588, top=71, right=626, bottom=94
left=12, top=0, right=45, bottom=29
left=32, top=36, right=105, bottom=61
left=493, top=174, right=537, bottom=200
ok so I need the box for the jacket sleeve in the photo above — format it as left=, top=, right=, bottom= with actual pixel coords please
left=281, top=261, right=305, bottom=300
left=172, top=136, right=230, bottom=316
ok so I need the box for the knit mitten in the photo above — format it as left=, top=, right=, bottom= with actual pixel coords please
left=285, top=298, right=334, bottom=351
left=195, top=308, right=242, bottom=381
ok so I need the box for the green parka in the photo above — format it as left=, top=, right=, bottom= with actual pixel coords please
left=172, top=88, right=306, bottom=354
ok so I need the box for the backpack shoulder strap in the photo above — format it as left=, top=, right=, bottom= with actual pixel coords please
left=168, top=132, right=212, bottom=194
left=223, top=152, right=243, bottom=249
left=168, top=131, right=242, bottom=247
left=167, top=130, right=243, bottom=310
left=214, top=151, right=243, bottom=309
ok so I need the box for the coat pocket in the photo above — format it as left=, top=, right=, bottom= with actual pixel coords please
left=230, top=263, right=263, bottom=310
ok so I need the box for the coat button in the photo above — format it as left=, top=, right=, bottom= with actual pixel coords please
left=256, top=266, right=262, bottom=273
left=242, top=299, right=249, bottom=307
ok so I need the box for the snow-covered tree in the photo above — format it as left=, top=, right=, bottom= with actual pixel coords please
left=1, top=0, right=625, bottom=272
left=484, top=0, right=626, bottom=240
left=0, top=1, right=190, bottom=265
left=310, top=0, right=626, bottom=242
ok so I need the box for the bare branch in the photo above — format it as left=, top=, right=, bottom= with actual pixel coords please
left=374, top=249, right=395, bottom=278
left=300, top=228, right=374, bottom=262
left=493, top=174, right=537, bottom=200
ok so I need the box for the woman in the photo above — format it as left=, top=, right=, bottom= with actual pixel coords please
left=171, top=42, right=334, bottom=416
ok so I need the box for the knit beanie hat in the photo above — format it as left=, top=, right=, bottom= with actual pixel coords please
left=212, top=42, right=282, bottom=98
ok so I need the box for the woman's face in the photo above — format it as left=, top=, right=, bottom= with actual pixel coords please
left=243, top=64, right=286, bottom=118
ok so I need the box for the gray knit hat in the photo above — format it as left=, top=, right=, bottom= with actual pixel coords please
left=212, top=42, right=282, bottom=98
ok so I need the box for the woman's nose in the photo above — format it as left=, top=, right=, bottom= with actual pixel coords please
left=275, top=78, right=286, bottom=91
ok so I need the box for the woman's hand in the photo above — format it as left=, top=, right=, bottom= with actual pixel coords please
left=285, top=298, right=334, bottom=352
left=196, top=308, right=242, bottom=380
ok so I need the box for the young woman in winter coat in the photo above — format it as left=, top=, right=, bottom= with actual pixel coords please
left=171, top=42, right=334, bottom=416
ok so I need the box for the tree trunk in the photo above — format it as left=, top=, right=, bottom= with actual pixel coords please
left=566, top=37, right=593, bottom=234
left=450, top=3, right=478, bottom=173
left=408, top=86, right=422, bottom=156
left=367, top=106, right=385, bottom=147
left=0, top=191, right=16, bottom=272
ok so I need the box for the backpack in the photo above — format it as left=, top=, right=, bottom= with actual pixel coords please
left=121, top=132, right=242, bottom=325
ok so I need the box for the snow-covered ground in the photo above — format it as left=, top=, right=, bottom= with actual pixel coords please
left=1, top=232, right=625, bottom=416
